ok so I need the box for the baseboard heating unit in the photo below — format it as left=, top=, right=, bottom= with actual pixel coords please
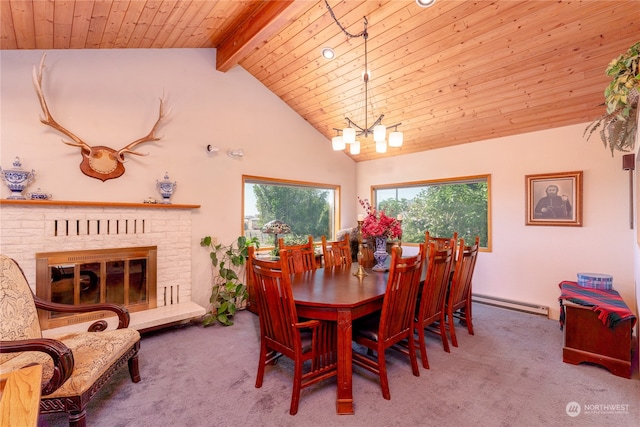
left=472, top=294, right=549, bottom=317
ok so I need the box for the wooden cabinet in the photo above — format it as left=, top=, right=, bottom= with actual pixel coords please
left=562, top=301, right=635, bottom=379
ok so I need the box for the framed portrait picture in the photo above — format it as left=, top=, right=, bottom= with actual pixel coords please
left=525, top=171, right=583, bottom=226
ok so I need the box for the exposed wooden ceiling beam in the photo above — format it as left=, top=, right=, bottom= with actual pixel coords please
left=216, top=0, right=310, bottom=72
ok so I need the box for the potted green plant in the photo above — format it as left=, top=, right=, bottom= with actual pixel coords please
left=585, top=41, right=639, bottom=155
left=200, top=235, right=260, bottom=326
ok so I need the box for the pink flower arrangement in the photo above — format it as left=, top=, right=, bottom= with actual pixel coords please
left=358, top=197, right=402, bottom=239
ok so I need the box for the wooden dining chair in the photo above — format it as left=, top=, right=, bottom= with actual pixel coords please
left=446, top=236, right=480, bottom=347
left=278, top=235, right=317, bottom=273
left=321, top=234, right=352, bottom=268
left=414, top=241, right=455, bottom=369
left=425, top=230, right=458, bottom=293
left=352, top=245, right=426, bottom=400
left=425, top=230, right=458, bottom=251
left=249, top=247, right=337, bottom=415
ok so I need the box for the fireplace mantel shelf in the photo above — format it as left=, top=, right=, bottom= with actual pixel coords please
left=0, top=199, right=200, bottom=209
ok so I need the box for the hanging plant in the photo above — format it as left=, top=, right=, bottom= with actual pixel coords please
left=584, top=41, right=639, bottom=155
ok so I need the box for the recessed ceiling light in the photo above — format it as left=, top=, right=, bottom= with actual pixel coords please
left=416, top=0, right=436, bottom=7
left=321, top=47, right=335, bottom=60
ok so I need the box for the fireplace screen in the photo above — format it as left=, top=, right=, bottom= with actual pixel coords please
left=36, top=246, right=157, bottom=329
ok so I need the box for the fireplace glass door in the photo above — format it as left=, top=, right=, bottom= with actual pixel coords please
left=36, top=246, right=157, bottom=329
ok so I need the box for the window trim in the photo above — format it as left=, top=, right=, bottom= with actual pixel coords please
left=242, top=175, right=342, bottom=242
left=371, top=174, right=492, bottom=252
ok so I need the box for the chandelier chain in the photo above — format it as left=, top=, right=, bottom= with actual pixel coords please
left=324, top=0, right=368, bottom=40
left=325, top=0, right=375, bottom=134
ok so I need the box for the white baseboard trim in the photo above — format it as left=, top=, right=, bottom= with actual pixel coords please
left=472, top=293, right=549, bottom=317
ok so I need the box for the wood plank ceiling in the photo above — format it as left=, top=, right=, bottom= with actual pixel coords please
left=2, top=0, right=638, bottom=162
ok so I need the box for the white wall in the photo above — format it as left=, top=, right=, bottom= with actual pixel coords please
left=357, top=124, right=637, bottom=319
left=0, top=49, right=356, bottom=309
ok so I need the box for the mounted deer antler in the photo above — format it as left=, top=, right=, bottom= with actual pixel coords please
left=33, top=54, right=167, bottom=181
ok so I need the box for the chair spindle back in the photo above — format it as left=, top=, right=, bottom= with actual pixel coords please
left=321, top=235, right=352, bottom=268
left=279, top=236, right=317, bottom=273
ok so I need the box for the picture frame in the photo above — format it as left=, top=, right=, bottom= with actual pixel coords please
left=525, top=171, right=583, bottom=226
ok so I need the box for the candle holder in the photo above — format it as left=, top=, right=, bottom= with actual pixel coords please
left=353, top=219, right=368, bottom=277
left=395, top=219, right=403, bottom=256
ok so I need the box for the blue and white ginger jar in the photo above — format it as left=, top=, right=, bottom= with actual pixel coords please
left=0, top=157, right=35, bottom=200
left=156, top=172, right=177, bottom=204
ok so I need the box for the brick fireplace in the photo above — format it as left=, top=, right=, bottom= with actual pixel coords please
left=0, top=199, right=205, bottom=334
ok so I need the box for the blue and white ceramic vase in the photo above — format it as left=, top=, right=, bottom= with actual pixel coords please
left=156, top=172, right=177, bottom=204
left=372, top=236, right=388, bottom=271
left=0, top=157, right=35, bottom=200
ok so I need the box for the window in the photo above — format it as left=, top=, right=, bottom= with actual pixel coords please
left=243, top=175, right=340, bottom=248
left=373, top=175, right=491, bottom=250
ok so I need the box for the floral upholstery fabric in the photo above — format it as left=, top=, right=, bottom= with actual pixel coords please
left=0, top=255, right=42, bottom=365
left=0, top=328, right=140, bottom=396
left=0, top=254, right=141, bottom=397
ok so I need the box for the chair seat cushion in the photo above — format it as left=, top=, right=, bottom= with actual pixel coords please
left=0, top=328, right=140, bottom=397
left=353, top=313, right=382, bottom=342
left=299, top=329, right=314, bottom=353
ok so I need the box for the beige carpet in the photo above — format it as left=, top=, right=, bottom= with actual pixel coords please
left=39, top=303, right=639, bottom=427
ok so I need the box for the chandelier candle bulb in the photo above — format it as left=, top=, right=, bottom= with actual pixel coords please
left=373, top=124, right=386, bottom=142
left=343, top=127, right=356, bottom=144
left=375, top=140, right=387, bottom=153
left=350, top=141, right=361, bottom=155
left=332, top=135, right=345, bottom=150
left=389, top=131, right=403, bottom=147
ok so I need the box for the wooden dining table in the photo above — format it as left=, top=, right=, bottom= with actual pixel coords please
left=290, top=264, right=389, bottom=415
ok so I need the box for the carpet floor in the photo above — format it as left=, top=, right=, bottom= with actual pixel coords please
left=39, top=303, right=639, bottom=427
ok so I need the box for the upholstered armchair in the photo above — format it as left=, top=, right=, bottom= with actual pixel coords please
left=0, top=255, right=141, bottom=427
